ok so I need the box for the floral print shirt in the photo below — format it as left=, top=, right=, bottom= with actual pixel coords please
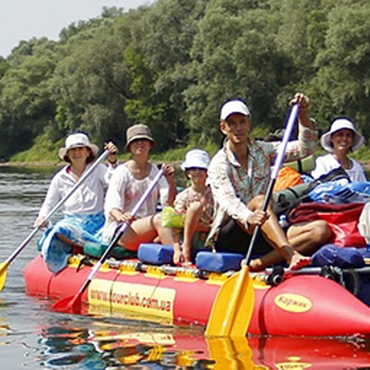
left=174, top=186, right=214, bottom=227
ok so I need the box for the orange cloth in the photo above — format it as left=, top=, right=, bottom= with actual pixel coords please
left=273, top=166, right=303, bottom=192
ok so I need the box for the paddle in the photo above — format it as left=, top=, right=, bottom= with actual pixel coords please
left=205, top=104, right=300, bottom=337
left=0, top=149, right=110, bottom=292
left=52, top=169, right=164, bottom=314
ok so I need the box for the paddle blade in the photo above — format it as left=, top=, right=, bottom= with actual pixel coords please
left=0, top=262, right=9, bottom=291
left=205, top=266, right=255, bottom=337
left=206, top=336, right=255, bottom=368
left=51, top=292, right=83, bottom=314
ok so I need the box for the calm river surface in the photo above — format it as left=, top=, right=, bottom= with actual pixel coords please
left=0, top=166, right=370, bottom=369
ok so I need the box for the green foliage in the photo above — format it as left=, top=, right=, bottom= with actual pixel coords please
left=1, top=0, right=370, bottom=162
left=10, top=133, right=62, bottom=162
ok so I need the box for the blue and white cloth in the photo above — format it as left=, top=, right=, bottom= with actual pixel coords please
left=309, top=181, right=370, bottom=204
left=39, top=212, right=105, bottom=274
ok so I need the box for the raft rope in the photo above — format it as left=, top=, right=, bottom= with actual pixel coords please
left=70, top=254, right=367, bottom=292
left=70, top=254, right=235, bottom=283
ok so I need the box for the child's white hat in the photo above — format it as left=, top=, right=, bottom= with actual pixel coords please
left=181, top=149, right=210, bottom=171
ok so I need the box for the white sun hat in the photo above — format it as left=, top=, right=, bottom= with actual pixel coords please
left=220, top=100, right=251, bottom=121
left=321, top=118, right=364, bottom=152
left=181, top=149, right=210, bottom=171
left=59, top=133, right=99, bottom=161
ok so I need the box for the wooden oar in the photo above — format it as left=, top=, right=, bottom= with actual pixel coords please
left=205, top=104, right=299, bottom=337
left=0, top=149, right=110, bottom=291
left=52, top=169, right=164, bottom=314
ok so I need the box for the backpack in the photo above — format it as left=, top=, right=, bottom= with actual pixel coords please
left=273, top=166, right=303, bottom=192
left=272, top=166, right=351, bottom=217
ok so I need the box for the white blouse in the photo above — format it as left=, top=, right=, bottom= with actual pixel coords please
left=312, top=153, right=367, bottom=183
left=38, top=163, right=114, bottom=218
left=103, top=163, right=169, bottom=241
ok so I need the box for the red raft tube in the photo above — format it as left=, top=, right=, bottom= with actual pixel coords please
left=23, top=244, right=370, bottom=337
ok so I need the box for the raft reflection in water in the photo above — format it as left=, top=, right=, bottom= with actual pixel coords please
left=38, top=325, right=370, bottom=369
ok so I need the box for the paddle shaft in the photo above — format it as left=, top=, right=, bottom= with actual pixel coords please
left=245, top=104, right=299, bottom=263
left=72, top=169, right=164, bottom=299
left=3, top=150, right=110, bottom=267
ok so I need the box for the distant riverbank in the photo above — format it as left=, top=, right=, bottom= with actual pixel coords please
left=0, top=161, right=62, bottom=168
left=2, top=160, right=370, bottom=169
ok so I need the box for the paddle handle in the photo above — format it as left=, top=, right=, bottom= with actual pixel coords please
left=76, top=169, right=164, bottom=296
left=245, top=104, right=299, bottom=263
left=6, top=150, right=110, bottom=264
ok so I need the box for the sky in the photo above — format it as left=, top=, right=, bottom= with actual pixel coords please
left=0, top=0, right=153, bottom=57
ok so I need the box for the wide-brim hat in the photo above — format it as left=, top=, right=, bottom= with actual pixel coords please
left=220, top=100, right=251, bottom=121
left=321, top=118, right=364, bottom=152
left=181, top=149, right=210, bottom=171
left=125, top=124, right=155, bottom=150
left=58, top=133, right=99, bottom=161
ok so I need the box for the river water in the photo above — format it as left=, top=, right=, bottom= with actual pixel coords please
left=0, top=166, right=370, bottom=369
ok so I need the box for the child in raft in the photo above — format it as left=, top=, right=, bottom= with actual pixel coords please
left=163, top=149, right=214, bottom=265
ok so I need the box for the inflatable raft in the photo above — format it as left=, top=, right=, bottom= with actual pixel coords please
left=23, top=243, right=370, bottom=337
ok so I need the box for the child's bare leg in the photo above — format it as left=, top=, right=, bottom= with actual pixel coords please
left=181, top=202, right=202, bottom=262
left=152, top=213, right=174, bottom=245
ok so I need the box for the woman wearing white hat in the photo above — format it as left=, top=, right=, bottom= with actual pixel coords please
left=312, top=118, right=366, bottom=182
left=35, top=132, right=118, bottom=273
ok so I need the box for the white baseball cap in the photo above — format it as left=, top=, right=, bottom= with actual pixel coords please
left=181, top=149, right=210, bottom=171
left=220, top=100, right=251, bottom=121
left=321, top=118, right=364, bottom=152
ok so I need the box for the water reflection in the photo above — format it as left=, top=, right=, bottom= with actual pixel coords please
left=38, top=324, right=217, bottom=369
left=35, top=321, right=370, bottom=369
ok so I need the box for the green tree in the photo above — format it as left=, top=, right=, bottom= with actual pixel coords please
left=50, top=14, right=130, bottom=148
left=185, top=0, right=288, bottom=144
left=0, top=39, right=58, bottom=158
left=310, top=2, right=370, bottom=134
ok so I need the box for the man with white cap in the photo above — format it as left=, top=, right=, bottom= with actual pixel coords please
left=312, top=117, right=366, bottom=182
left=207, top=93, right=332, bottom=271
